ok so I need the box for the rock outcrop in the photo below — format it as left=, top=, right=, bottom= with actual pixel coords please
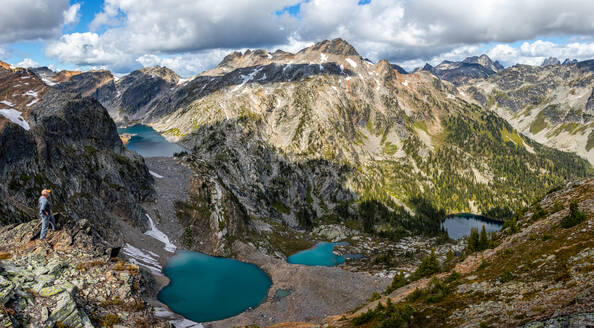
left=541, top=57, right=561, bottom=66
left=0, top=219, right=168, bottom=327
left=0, top=67, right=154, bottom=237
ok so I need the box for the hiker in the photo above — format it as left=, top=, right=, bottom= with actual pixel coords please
left=39, top=189, right=56, bottom=239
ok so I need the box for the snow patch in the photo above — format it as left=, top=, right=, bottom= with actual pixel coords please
left=320, top=53, right=328, bottom=62
left=122, top=243, right=162, bottom=274
left=144, top=214, right=176, bottom=253
left=282, top=62, right=293, bottom=74
left=154, top=307, right=203, bottom=328
left=177, top=78, right=189, bottom=85
left=233, top=67, right=263, bottom=91
left=401, top=81, right=409, bottom=87
left=447, top=94, right=455, bottom=99
left=23, top=90, right=38, bottom=97
left=0, top=100, right=14, bottom=107
left=267, top=52, right=273, bottom=59
left=41, top=78, right=56, bottom=86
left=345, top=58, right=358, bottom=68
left=0, top=108, right=30, bottom=130
left=149, top=170, right=164, bottom=179
left=26, top=98, right=39, bottom=107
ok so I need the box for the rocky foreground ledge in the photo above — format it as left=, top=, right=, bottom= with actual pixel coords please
left=0, top=219, right=168, bottom=328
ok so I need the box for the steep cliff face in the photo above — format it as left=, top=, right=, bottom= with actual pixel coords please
left=105, top=66, right=180, bottom=123
left=464, top=60, right=594, bottom=164
left=0, top=65, right=154, bottom=237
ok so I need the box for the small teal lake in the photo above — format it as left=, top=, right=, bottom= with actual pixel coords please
left=118, top=124, right=185, bottom=158
left=157, top=252, right=271, bottom=323
left=442, top=214, right=502, bottom=240
left=287, top=242, right=346, bottom=266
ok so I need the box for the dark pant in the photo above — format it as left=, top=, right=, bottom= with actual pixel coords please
left=40, top=214, right=55, bottom=239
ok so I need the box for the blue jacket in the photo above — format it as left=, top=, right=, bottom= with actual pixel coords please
left=38, top=196, right=51, bottom=216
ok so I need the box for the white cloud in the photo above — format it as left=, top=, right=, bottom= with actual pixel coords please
left=43, top=0, right=594, bottom=75
left=295, top=0, right=594, bottom=63
left=136, top=50, right=230, bottom=77
left=63, top=3, right=81, bottom=26
left=15, top=58, right=39, bottom=68
left=0, top=0, right=79, bottom=43
left=46, top=32, right=135, bottom=72
left=486, top=40, right=594, bottom=66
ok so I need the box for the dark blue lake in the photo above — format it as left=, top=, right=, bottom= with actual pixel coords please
left=287, top=242, right=346, bottom=266
left=118, top=124, right=185, bottom=157
left=442, top=214, right=502, bottom=240
left=157, top=251, right=271, bottom=323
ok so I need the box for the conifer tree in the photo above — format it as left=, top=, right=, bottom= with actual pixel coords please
left=479, top=225, right=489, bottom=250
left=467, top=227, right=479, bottom=252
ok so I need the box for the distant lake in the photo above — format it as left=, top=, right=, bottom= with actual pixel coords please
left=158, top=251, right=271, bottom=323
left=287, top=242, right=346, bottom=266
left=118, top=124, right=185, bottom=158
left=442, top=214, right=502, bottom=240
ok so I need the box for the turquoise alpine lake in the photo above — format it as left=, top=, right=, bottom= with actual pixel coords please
left=118, top=124, right=185, bottom=158
left=441, top=214, right=502, bottom=240
left=287, top=242, right=346, bottom=266
left=157, top=251, right=271, bottom=323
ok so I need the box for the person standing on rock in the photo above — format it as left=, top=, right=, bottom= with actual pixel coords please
left=39, top=189, right=56, bottom=239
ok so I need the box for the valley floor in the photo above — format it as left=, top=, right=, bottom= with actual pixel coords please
left=120, top=157, right=393, bottom=327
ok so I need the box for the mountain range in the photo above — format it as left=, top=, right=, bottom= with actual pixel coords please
left=0, top=38, right=592, bottom=327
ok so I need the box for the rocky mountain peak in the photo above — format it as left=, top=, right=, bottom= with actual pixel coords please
left=0, top=60, right=12, bottom=70
left=138, top=65, right=180, bottom=84
left=562, top=58, right=578, bottom=65
left=303, top=38, right=360, bottom=57
left=541, top=57, right=561, bottom=66
left=463, top=54, right=503, bottom=72
left=390, top=63, right=408, bottom=74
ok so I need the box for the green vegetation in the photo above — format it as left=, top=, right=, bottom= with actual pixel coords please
left=502, top=216, right=519, bottom=235
left=352, top=298, right=414, bottom=327
left=560, top=201, right=586, bottom=228
left=587, top=130, right=594, bottom=151
left=499, top=268, right=515, bottom=283
left=466, top=226, right=491, bottom=253
left=181, top=227, right=193, bottom=248
left=385, top=272, right=408, bottom=294
left=531, top=203, right=547, bottom=221
left=529, top=110, right=548, bottom=134
left=271, top=201, right=290, bottom=214
left=412, top=250, right=440, bottom=280
left=357, top=197, right=446, bottom=241
left=500, top=128, right=523, bottom=146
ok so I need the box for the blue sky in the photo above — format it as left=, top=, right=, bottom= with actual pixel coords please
left=1, top=0, right=594, bottom=76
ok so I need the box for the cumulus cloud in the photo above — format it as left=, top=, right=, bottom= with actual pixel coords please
left=43, top=0, right=594, bottom=75
left=15, top=58, right=39, bottom=68
left=486, top=40, right=594, bottom=66
left=136, top=50, right=230, bottom=77
left=295, top=0, right=594, bottom=62
left=46, top=32, right=138, bottom=72
left=0, top=0, right=80, bottom=43
left=63, top=3, right=81, bottom=26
